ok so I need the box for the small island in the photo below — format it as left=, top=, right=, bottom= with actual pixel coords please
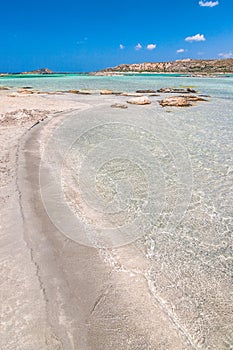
left=21, top=68, right=54, bottom=74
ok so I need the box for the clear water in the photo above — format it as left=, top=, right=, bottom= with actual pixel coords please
left=3, top=73, right=233, bottom=348
left=1, top=73, right=233, bottom=99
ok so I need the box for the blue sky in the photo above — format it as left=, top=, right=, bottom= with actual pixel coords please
left=0, top=0, right=233, bottom=72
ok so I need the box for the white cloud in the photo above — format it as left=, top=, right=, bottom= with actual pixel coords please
left=218, top=52, right=233, bottom=59
left=119, top=44, right=125, bottom=49
left=185, top=34, right=206, bottom=42
left=176, top=48, right=185, bottom=53
left=199, top=1, right=219, bottom=7
left=135, top=43, right=142, bottom=50
left=147, top=44, right=156, bottom=50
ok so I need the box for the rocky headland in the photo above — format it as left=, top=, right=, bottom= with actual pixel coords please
left=97, top=58, right=233, bottom=75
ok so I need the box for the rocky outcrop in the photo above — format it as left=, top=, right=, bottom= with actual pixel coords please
left=100, top=90, right=114, bottom=95
left=157, top=87, right=197, bottom=93
left=67, top=89, right=94, bottom=95
left=78, top=90, right=94, bottom=95
left=159, top=95, right=207, bottom=107
left=127, top=96, right=151, bottom=105
left=159, top=97, right=191, bottom=107
left=99, top=59, right=233, bottom=74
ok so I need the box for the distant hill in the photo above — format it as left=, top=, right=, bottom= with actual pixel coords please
left=99, top=59, right=233, bottom=74
left=21, top=68, right=54, bottom=74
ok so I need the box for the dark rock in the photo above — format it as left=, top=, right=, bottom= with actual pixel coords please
left=187, top=88, right=197, bottom=93
left=112, top=91, right=123, bottom=95
left=136, top=89, right=156, bottom=93
left=157, top=87, right=197, bottom=94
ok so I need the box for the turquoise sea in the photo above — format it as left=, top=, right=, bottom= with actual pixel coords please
left=1, top=73, right=233, bottom=99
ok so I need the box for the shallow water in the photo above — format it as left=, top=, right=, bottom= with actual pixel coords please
left=1, top=73, right=233, bottom=99
left=4, top=74, right=233, bottom=348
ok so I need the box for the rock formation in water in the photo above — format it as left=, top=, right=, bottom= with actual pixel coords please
left=21, top=68, right=54, bottom=74
left=159, top=95, right=207, bottom=107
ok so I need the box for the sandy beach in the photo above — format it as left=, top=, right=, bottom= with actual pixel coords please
left=0, top=87, right=232, bottom=350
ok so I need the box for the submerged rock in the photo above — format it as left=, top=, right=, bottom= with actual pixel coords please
left=127, top=96, right=152, bottom=105
left=111, top=103, right=128, bottom=109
